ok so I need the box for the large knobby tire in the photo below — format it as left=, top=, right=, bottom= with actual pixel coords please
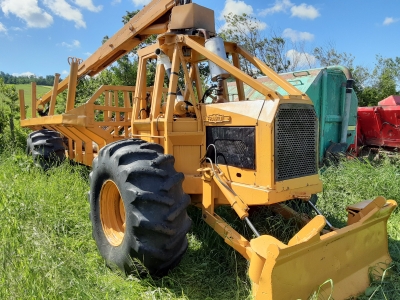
left=89, top=139, right=192, bottom=277
left=26, top=129, right=66, bottom=170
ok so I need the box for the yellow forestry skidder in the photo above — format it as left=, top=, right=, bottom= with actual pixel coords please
left=19, top=0, right=397, bottom=298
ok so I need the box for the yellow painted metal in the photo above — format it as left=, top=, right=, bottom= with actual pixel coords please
left=18, top=1, right=398, bottom=298
left=231, top=52, right=245, bottom=101
left=140, top=23, right=168, bottom=35
left=66, top=57, right=81, bottom=112
left=150, top=63, right=165, bottom=143
left=21, top=84, right=135, bottom=164
left=203, top=209, right=251, bottom=259
left=214, top=178, right=249, bottom=220
left=49, top=73, right=60, bottom=116
left=191, top=63, right=203, bottom=101
left=36, top=0, right=177, bottom=108
left=20, top=114, right=86, bottom=127
left=49, top=126, right=78, bottom=160
left=251, top=197, right=397, bottom=300
left=174, top=145, right=201, bottom=175
left=100, top=180, right=126, bottom=247
left=37, top=77, right=69, bottom=108
left=202, top=192, right=396, bottom=300
left=132, top=53, right=148, bottom=123
left=67, top=127, right=98, bottom=165
left=169, top=3, right=215, bottom=33
left=18, top=89, right=26, bottom=120
left=164, top=45, right=180, bottom=155
left=235, top=45, right=305, bottom=97
left=177, top=47, right=201, bottom=117
left=184, top=36, right=276, bottom=100
left=31, top=82, right=36, bottom=118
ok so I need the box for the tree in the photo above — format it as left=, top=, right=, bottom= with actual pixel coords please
left=109, top=55, right=139, bottom=86
left=100, top=10, right=157, bottom=87
left=357, top=56, right=400, bottom=106
left=313, top=44, right=400, bottom=106
left=313, top=43, right=355, bottom=68
left=0, top=71, right=60, bottom=86
left=0, top=78, right=20, bottom=142
left=312, top=43, right=379, bottom=106
left=219, top=13, right=291, bottom=75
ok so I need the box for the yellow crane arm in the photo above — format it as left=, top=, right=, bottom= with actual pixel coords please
left=37, top=0, right=177, bottom=107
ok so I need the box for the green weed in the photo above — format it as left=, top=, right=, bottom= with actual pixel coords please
left=0, top=150, right=399, bottom=299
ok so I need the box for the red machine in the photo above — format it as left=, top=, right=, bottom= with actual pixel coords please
left=357, top=95, right=400, bottom=150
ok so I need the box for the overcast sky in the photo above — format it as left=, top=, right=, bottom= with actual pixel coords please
left=0, top=0, right=399, bottom=78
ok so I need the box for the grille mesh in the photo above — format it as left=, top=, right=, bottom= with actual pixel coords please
left=206, top=127, right=255, bottom=169
left=275, top=104, right=318, bottom=181
left=214, top=140, right=247, bottom=155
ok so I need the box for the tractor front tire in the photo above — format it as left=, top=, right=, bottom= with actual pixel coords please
left=89, top=139, right=191, bottom=277
left=26, top=129, right=66, bottom=170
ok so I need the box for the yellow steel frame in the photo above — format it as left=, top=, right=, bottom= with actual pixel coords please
left=21, top=83, right=135, bottom=164
left=19, top=2, right=398, bottom=299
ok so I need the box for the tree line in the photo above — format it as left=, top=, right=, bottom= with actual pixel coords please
left=220, top=13, right=400, bottom=107
left=0, top=78, right=27, bottom=152
left=64, top=10, right=399, bottom=111
left=3, top=10, right=400, bottom=114
left=1, top=9, right=400, bottom=153
left=0, top=71, right=60, bottom=86
left=83, top=11, right=400, bottom=108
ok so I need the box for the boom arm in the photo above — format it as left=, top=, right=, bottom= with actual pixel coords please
left=37, top=0, right=178, bottom=107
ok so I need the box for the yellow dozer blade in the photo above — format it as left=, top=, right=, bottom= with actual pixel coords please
left=248, top=196, right=397, bottom=299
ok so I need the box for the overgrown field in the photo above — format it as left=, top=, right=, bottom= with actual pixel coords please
left=0, top=148, right=399, bottom=299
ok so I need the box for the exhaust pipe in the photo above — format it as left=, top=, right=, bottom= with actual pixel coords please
left=198, top=29, right=230, bottom=103
left=155, top=48, right=183, bottom=100
left=155, top=48, right=174, bottom=80
left=340, top=79, right=354, bottom=143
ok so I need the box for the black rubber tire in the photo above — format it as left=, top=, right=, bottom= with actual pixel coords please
left=26, top=129, right=66, bottom=170
left=89, top=139, right=191, bottom=277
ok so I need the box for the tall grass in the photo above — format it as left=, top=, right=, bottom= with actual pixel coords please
left=0, top=150, right=399, bottom=299
left=318, top=156, right=400, bottom=299
left=0, top=151, right=250, bottom=300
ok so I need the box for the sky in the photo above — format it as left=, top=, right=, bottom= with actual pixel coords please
left=0, top=0, right=399, bottom=79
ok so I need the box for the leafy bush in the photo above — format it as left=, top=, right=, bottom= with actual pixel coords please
left=0, top=79, right=29, bottom=153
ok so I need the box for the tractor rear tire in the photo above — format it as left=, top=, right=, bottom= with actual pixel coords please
left=26, top=129, right=66, bottom=170
left=89, top=139, right=191, bottom=277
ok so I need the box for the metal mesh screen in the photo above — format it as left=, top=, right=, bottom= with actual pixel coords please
left=206, top=126, right=255, bottom=169
left=214, top=140, right=247, bottom=155
left=275, top=104, right=318, bottom=181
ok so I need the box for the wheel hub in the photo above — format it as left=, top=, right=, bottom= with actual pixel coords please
left=100, top=180, right=126, bottom=246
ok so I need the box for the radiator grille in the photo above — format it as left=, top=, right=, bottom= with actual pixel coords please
left=275, top=104, right=318, bottom=181
left=206, top=127, right=255, bottom=169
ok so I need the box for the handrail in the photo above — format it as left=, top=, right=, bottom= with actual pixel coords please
left=86, top=85, right=136, bottom=104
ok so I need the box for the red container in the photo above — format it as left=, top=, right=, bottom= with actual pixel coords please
left=357, top=95, right=400, bottom=148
